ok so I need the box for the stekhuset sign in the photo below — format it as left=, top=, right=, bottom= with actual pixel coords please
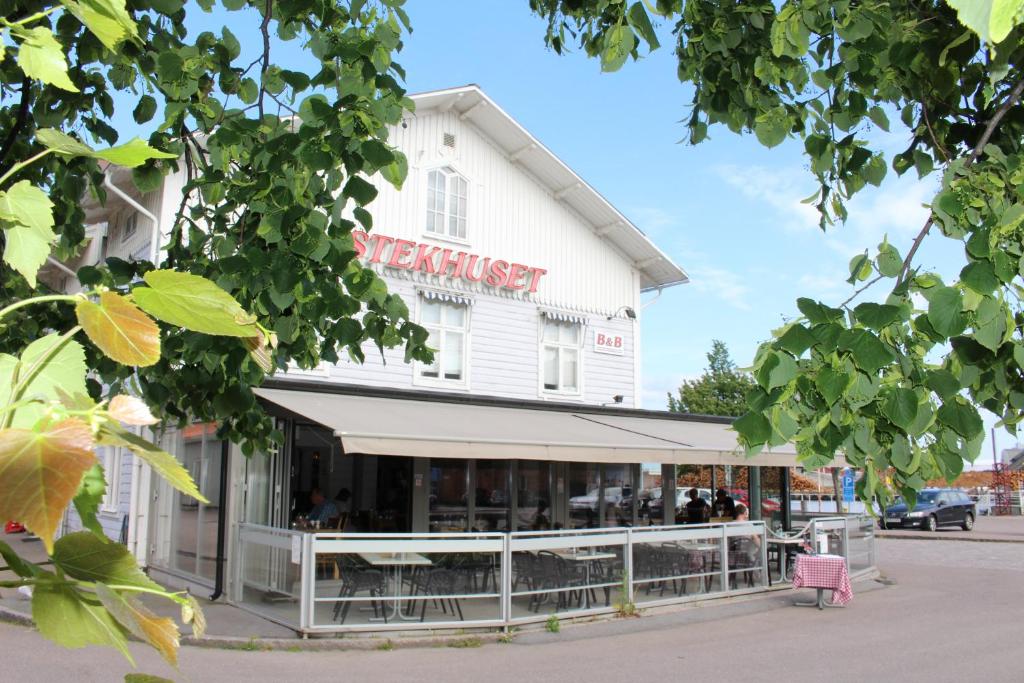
left=353, top=230, right=548, bottom=293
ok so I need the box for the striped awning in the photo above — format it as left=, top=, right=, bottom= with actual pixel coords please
left=420, top=289, right=473, bottom=306
left=540, top=309, right=587, bottom=325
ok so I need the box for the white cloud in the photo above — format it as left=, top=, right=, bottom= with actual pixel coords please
left=687, top=264, right=752, bottom=311
left=714, top=163, right=821, bottom=233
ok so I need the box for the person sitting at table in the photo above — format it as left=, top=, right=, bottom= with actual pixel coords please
left=532, top=500, right=551, bottom=530
left=306, top=487, right=338, bottom=526
left=713, top=488, right=736, bottom=518
left=730, top=503, right=761, bottom=585
left=682, top=488, right=709, bottom=524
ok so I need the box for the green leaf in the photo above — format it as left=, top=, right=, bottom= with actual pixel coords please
left=754, top=107, right=789, bottom=148
left=54, top=531, right=164, bottom=592
left=342, top=175, right=378, bottom=206
left=133, top=95, right=157, bottom=124
left=97, top=423, right=207, bottom=502
left=32, top=581, right=132, bottom=662
left=960, top=260, right=999, bottom=294
left=379, top=151, right=409, bottom=190
left=867, top=106, right=890, bottom=131
left=881, top=387, right=919, bottom=431
left=937, top=399, right=983, bottom=439
left=0, top=538, right=41, bottom=577
left=875, top=242, right=903, bottom=277
left=133, top=270, right=260, bottom=337
left=0, top=333, right=88, bottom=429
left=0, top=180, right=57, bottom=287
left=974, top=295, right=1007, bottom=352
left=890, top=437, right=913, bottom=472
left=96, top=138, right=177, bottom=168
left=61, top=0, right=139, bottom=51
left=626, top=2, right=660, bottom=49
left=838, top=329, right=896, bottom=374
left=927, top=286, right=966, bottom=338
left=776, top=323, right=816, bottom=356
left=853, top=302, right=902, bottom=330
left=733, top=411, right=772, bottom=445
left=600, top=24, right=636, bottom=72
left=926, top=369, right=960, bottom=399
left=36, top=129, right=175, bottom=167
left=945, top=0, right=1024, bottom=46
left=847, top=252, right=873, bottom=283
left=755, top=351, right=798, bottom=390
left=13, top=26, right=79, bottom=92
left=0, top=420, right=96, bottom=553
left=77, top=291, right=161, bottom=366
left=797, top=298, right=843, bottom=324
left=72, top=463, right=108, bottom=539
left=95, top=584, right=179, bottom=667
left=815, top=367, right=850, bottom=406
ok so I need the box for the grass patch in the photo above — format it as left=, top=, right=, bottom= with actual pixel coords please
left=545, top=615, right=560, bottom=633
left=615, top=572, right=638, bottom=617
left=375, top=639, right=395, bottom=651
left=448, top=636, right=483, bottom=649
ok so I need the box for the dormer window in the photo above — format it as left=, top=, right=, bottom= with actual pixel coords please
left=426, top=167, right=468, bottom=240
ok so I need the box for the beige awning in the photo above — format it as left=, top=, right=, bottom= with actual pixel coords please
left=254, top=387, right=812, bottom=467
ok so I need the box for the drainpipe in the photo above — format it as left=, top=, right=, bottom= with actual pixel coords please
left=102, top=175, right=160, bottom=264
left=209, top=439, right=230, bottom=601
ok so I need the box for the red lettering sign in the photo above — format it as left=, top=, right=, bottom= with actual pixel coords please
left=353, top=231, right=547, bottom=293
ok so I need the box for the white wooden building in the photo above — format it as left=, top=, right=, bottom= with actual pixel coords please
left=55, top=87, right=807, bottom=606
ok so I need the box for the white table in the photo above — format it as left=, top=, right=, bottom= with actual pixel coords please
left=553, top=550, right=617, bottom=609
left=766, top=536, right=805, bottom=583
left=679, top=542, right=720, bottom=592
left=359, top=552, right=433, bottom=622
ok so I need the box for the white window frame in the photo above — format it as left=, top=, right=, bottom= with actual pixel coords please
left=539, top=316, right=583, bottom=397
left=424, top=165, right=469, bottom=242
left=122, top=212, right=138, bottom=242
left=100, top=445, right=124, bottom=513
left=413, top=294, right=470, bottom=390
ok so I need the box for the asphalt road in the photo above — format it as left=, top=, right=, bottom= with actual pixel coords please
left=2, top=537, right=1022, bottom=683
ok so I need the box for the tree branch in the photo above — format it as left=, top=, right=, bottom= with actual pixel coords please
left=258, top=0, right=273, bottom=119
left=0, top=76, right=33, bottom=177
left=838, top=273, right=885, bottom=310
left=896, top=75, right=1024, bottom=285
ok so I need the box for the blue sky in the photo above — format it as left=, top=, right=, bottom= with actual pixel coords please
left=106, top=2, right=1015, bottom=466
left=393, top=1, right=1011, bottom=465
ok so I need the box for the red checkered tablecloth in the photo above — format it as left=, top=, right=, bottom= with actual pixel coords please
left=792, top=553, right=853, bottom=605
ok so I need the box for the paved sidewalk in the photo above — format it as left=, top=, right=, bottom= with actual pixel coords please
left=2, top=538, right=1022, bottom=682
left=876, top=513, right=1024, bottom=542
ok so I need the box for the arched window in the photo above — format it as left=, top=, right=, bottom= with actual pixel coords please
left=426, top=167, right=468, bottom=239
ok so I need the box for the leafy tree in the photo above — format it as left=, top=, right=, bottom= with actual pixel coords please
left=667, top=339, right=754, bottom=417
left=0, top=0, right=431, bottom=454
left=530, top=0, right=1024, bottom=510
left=0, top=0, right=433, bottom=672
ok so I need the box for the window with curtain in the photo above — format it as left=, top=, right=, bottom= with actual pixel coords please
left=541, top=318, right=580, bottom=393
left=418, top=298, right=468, bottom=384
left=426, top=167, right=468, bottom=239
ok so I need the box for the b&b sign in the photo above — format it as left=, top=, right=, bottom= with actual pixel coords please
left=594, top=330, right=624, bottom=355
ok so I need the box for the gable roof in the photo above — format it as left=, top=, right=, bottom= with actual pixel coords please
left=410, top=85, right=688, bottom=292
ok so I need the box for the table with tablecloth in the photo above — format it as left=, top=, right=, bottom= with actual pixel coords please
left=791, top=553, right=853, bottom=608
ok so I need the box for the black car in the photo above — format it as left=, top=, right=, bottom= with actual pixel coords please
left=881, top=488, right=976, bottom=531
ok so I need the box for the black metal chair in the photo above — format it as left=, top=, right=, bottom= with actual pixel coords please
left=418, top=568, right=464, bottom=622
left=332, top=556, right=388, bottom=624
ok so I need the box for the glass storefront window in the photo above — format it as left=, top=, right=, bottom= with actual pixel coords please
left=761, top=467, right=785, bottom=532
left=474, top=460, right=510, bottom=531
left=602, top=464, right=633, bottom=527
left=516, top=461, right=552, bottom=530
left=568, top=463, right=600, bottom=528
left=430, top=458, right=468, bottom=532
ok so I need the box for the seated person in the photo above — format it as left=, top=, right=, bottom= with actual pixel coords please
left=683, top=488, right=709, bottom=524
left=713, top=488, right=736, bottom=518
left=532, top=501, right=551, bottom=530
left=306, top=487, right=339, bottom=526
left=730, top=503, right=762, bottom=568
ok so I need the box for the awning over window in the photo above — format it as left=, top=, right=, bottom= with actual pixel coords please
left=254, top=387, right=817, bottom=468
left=540, top=309, right=587, bottom=325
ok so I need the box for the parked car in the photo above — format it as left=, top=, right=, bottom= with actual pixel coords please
left=569, top=486, right=626, bottom=511
left=881, top=488, right=976, bottom=531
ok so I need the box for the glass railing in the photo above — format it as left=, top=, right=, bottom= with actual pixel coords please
left=232, top=516, right=872, bottom=634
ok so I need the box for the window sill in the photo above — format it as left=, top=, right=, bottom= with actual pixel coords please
left=421, top=232, right=471, bottom=248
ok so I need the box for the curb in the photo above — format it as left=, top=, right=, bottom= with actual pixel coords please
left=0, top=571, right=884, bottom=653
left=876, top=532, right=1024, bottom=544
